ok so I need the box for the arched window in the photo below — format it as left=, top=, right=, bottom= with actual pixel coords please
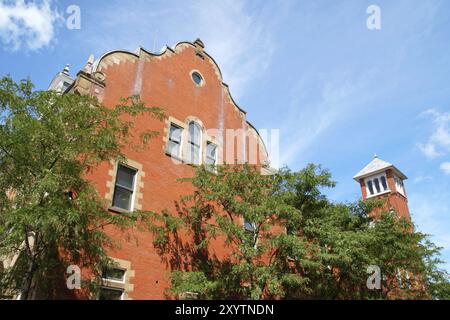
left=380, top=176, right=388, bottom=191
left=365, top=173, right=390, bottom=198
left=188, top=122, right=202, bottom=165
left=373, top=178, right=381, bottom=193
left=367, top=180, right=374, bottom=195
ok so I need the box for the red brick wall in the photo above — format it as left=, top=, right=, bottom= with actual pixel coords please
left=77, top=42, right=268, bottom=299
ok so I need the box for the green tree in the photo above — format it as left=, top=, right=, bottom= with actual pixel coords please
left=0, top=76, right=164, bottom=299
left=150, top=163, right=314, bottom=299
left=149, top=163, right=449, bottom=299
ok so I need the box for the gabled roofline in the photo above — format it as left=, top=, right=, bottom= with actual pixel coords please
left=91, top=49, right=139, bottom=72
left=87, top=39, right=269, bottom=160
left=91, top=41, right=248, bottom=116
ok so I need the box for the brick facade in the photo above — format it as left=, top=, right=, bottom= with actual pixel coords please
left=68, top=39, right=269, bottom=299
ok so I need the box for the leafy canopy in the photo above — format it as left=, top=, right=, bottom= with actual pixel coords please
left=149, top=163, right=450, bottom=300
left=0, top=76, right=163, bottom=299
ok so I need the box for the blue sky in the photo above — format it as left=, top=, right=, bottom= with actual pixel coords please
left=1, top=0, right=449, bottom=272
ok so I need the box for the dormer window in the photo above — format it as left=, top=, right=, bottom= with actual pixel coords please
left=365, top=173, right=389, bottom=197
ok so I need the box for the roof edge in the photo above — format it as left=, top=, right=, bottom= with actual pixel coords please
left=353, top=165, right=408, bottom=181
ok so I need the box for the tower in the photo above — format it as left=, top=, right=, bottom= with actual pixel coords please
left=48, top=64, right=74, bottom=93
left=353, top=155, right=410, bottom=220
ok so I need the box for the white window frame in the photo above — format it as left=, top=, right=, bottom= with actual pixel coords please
left=190, top=70, right=205, bottom=87
left=101, top=267, right=127, bottom=284
left=99, top=286, right=125, bottom=300
left=364, top=172, right=390, bottom=198
left=112, top=164, right=138, bottom=212
left=168, top=123, right=184, bottom=159
left=205, top=141, right=217, bottom=166
left=394, top=175, right=406, bottom=197
left=188, top=121, right=202, bottom=165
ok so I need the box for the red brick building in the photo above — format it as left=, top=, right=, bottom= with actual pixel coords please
left=47, top=41, right=414, bottom=300
left=49, top=39, right=270, bottom=299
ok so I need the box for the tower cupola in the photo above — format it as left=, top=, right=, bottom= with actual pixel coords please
left=354, top=155, right=410, bottom=219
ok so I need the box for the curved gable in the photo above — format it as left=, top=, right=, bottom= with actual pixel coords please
left=76, top=39, right=268, bottom=164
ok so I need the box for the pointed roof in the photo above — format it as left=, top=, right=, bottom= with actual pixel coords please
left=48, top=64, right=74, bottom=92
left=353, top=155, right=407, bottom=181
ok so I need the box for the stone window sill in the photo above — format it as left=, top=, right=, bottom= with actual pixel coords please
left=109, top=206, right=131, bottom=214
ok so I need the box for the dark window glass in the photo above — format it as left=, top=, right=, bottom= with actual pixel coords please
left=62, top=82, right=71, bottom=91
left=112, top=187, right=132, bottom=210
left=367, top=180, right=374, bottom=195
left=99, top=287, right=123, bottom=300
left=102, top=268, right=126, bottom=282
left=112, top=165, right=136, bottom=210
left=380, top=176, right=388, bottom=191
left=374, top=178, right=381, bottom=193
left=116, top=166, right=135, bottom=190
left=192, top=72, right=203, bottom=85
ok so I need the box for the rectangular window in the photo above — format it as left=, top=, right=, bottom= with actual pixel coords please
left=205, top=142, right=217, bottom=166
left=112, top=165, right=136, bottom=211
left=168, top=124, right=183, bottom=157
left=99, top=267, right=127, bottom=300
left=99, top=287, right=124, bottom=300
left=102, top=268, right=126, bottom=283
left=366, top=174, right=389, bottom=197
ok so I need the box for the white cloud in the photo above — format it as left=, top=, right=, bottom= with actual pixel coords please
left=0, top=0, right=60, bottom=51
left=417, top=142, right=441, bottom=159
left=418, top=108, right=450, bottom=159
left=440, top=162, right=450, bottom=175
left=184, top=0, right=281, bottom=98
left=279, top=67, right=386, bottom=166
left=81, top=0, right=291, bottom=100
left=413, top=174, right=432, bottom=184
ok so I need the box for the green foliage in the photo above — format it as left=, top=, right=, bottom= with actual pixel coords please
left=0, top=76, right=164, bottom=299
left=149, top=163, right=449, bottom=300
